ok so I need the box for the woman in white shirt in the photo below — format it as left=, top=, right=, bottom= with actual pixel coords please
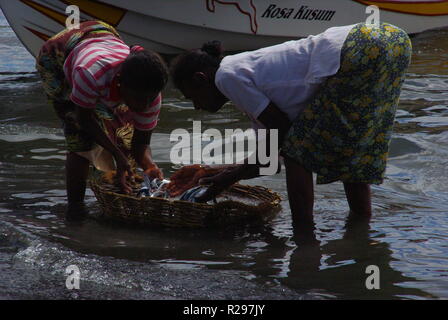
left=169, top=22, right=412, bottom=234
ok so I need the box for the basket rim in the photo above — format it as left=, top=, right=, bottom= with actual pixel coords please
left=90, top=182, right=281, bottom=206
left=89, top=173, right=282, bottom=228
left=89, top=170, right=281, bottom=210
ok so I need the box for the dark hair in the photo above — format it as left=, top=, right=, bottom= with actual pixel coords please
left=170, top=41, right=224, bottom=89
left=120, top=47, right=169, bottom=93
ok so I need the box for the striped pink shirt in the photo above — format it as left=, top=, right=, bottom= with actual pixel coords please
left=63, top=36, right=161, bottom=131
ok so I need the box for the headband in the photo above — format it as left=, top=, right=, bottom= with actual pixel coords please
left=130, top=45, right=145, bottom=53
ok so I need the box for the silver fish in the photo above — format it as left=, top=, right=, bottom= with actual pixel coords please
left=179, top=186, right=216, bottom=203
left=137, top=175, right=216, bottom=203
left=137, top=175, right=170, bottom=198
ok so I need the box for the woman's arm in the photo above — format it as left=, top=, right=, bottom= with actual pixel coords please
left=210, top=102, right=291, bottom=176
left=240, top=101, right=292, bottom=176
left=257, top=102, right=292, bottom=142
left=131, top=129, right=163, bottom=179
left=77, top=107, right=133, bottom=193
left=196, top=102, right=291, bottom=201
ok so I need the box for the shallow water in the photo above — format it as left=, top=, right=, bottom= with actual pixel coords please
left=1, top=10, right=448, bottom=299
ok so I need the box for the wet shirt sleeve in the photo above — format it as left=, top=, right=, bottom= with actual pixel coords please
left=215, top=68, right=270, bottom=120
left=132, top=93, right=162, bottom=131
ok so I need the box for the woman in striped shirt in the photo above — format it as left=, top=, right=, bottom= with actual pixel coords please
left=37, top=21, right=168, bottom=220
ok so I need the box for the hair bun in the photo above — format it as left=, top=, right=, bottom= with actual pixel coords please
left=201, top=41, right=224, bottom=58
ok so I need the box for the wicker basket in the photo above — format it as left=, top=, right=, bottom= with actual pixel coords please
left=89, top=174, right=282, bottom=228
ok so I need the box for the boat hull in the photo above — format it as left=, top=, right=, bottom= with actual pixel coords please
left=1, top=0, right=448, bottom=57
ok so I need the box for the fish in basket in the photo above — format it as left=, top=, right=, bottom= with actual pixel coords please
left=89, top=169, right=282, bottom=228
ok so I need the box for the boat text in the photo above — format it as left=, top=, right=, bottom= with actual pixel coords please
left=261, top=4, right=336, bottom=21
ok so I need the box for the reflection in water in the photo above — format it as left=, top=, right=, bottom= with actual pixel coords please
left=285, top=215, right=433, bottom=299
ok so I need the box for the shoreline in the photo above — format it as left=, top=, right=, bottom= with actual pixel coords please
left=0, top=220, right=316, bottom=300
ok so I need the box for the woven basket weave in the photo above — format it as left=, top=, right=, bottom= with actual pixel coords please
left=90, top=174, right=281, bottom=228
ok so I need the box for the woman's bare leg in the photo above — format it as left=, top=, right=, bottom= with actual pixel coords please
left=65, top=152, right=90, bottom=220
left=284, top=156, right=315, bottom=232
left=343, top=182, right=372, bottom=218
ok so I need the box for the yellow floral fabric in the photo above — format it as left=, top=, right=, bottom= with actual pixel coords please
left=282, top=23, right=412, bottom=184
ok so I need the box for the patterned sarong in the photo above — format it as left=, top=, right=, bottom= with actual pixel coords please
left=282, top=22, right=412, bottom=184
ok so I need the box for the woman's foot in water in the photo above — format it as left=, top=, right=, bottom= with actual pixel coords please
left=65, top=201, right=88, bottom=222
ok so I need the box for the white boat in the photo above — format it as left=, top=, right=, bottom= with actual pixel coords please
left=1, top=0, right=448, bottom=57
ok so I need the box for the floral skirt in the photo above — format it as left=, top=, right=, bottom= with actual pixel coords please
left=36, top=21, right=133, bottom=154
left=282, top=22, right=412, bottom=185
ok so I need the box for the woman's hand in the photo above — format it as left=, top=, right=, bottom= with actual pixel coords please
left=114, top=152, right=133, bottom=194
left=131, top=132, right=163, bottom=180
left=166, top=165, right=221, bottom=196
left=135, top=148, right=163, bottom=179
left=194, top=167, right=242, bottom=202
left=143, top=163, right=163, bottom=180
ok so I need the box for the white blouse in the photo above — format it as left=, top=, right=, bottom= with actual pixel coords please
left=215, top=24, right=356, bottom=128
